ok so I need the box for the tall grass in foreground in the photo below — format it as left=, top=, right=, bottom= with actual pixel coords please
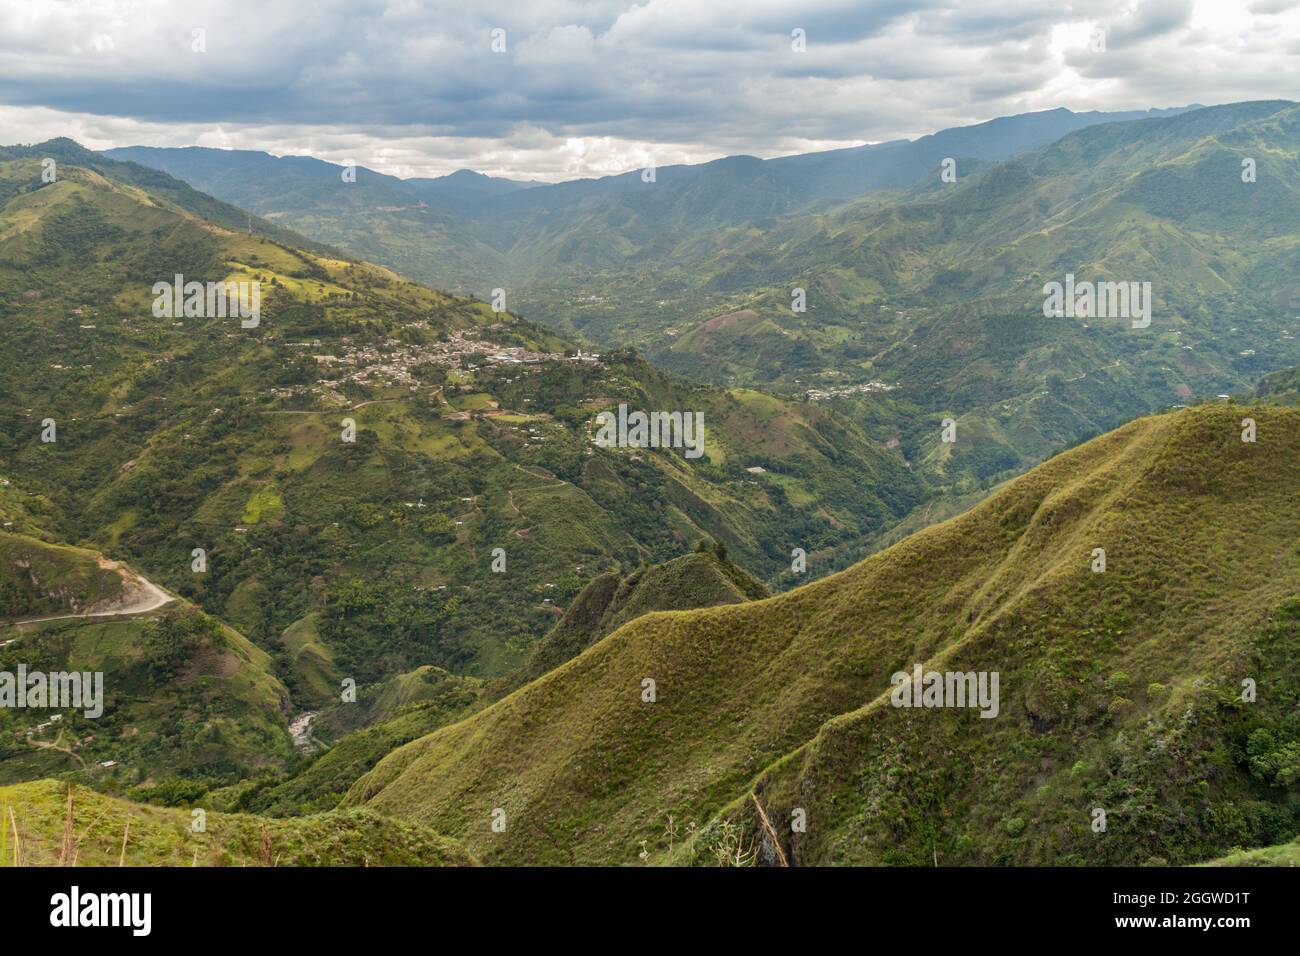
left=3, top=804, right=19, bottom=866
left=0, top=786, right=136, bottom=868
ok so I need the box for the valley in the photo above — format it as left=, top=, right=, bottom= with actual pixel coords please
left=113, top=102, right=1300, bottom=495
left=0, top=98, right=1296, bottom=875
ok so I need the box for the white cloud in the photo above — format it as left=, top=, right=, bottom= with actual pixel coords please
left=0, top=0, right=1294, bottom=180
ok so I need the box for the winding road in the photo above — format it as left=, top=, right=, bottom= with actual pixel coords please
left=4, top=568, right=174, bottom=632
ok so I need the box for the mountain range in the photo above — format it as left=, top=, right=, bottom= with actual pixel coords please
left=106, top=101, right=1299, bottom=491
left=105, top=105, right=1196, bottom=295
left=0, top=140, right=924, bottom=765
left=1, top=99, right=1298, bottom=868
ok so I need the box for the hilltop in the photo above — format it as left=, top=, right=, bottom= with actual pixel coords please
left=346, top=404, right=1300, bottom=866
left=510, top=545, right=768, bottom=689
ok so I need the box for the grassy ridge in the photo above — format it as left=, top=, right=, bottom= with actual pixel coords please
left=509, top=547, right=767, bottom=689
left=733, top=415, right=1300, bottom=865
left=346, top=404, right=1300, bottom=866
left=279, top=613, right=339, bottom=707
left=1203, top=839, right=1300, bottom=867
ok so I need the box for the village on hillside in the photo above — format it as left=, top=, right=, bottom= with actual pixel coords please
left=269, top=326, right=602, bottom=403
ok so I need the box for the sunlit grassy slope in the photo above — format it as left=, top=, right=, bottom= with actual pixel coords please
left=1203, top=839, right=1300, bottom=867
left=0, top=779, right=475, bottom=866
left=510, top=547, right=767, bottom=689
left=347, top=404, right=1300, bottom=866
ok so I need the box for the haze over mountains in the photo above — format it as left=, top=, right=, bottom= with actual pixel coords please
left=2, top=96, right=1299, bottom=870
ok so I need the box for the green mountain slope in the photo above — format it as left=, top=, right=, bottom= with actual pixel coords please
left=99, top=144, right=507, bottom=294
left=1, top=479, right=292, bottom=787
left=311, top=665, right=483, bottom=744
left=0, top=139, right=338, bottom=255
left=219, top=667, right=482, bottom=818
left=597, top=101, right=1300, bottom=486
left=234, top=547, right=769, bottom=817
left=1256, top=364, right=1300, bottom=405
left=0, top=779, right=475, bottom=866
left=512, top=546, right=767, bottom=688
left=0, top=548, right=289, bottom=790
left=278, top=612, right=339, bottom=707
left=0, top=533, right=135, bottom=620
left=0, top=145, right=924, bottom=692
left=1203, top=839, right=1300, bottom=867
left=621, top=101, right=1296, bottom=365
left=99, top=104, right=1299, bottom=501
left=345, top=404, right=1300, bottom=866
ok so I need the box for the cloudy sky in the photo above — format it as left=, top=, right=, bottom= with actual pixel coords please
left=2, top=0, right=1297, bottom=181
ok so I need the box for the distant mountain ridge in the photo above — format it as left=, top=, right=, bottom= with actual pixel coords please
left=103, top=145, right=541, bottom=211
left=103, top=104, right=1201, bottom=294
left=106, top=104, right=1197, bottom=212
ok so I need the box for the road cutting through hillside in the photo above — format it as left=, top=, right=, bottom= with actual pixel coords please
left=6, top=566, right=174, bottom=631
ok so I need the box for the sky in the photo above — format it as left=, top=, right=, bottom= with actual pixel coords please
left=1, top=0, right=1297, bottom=182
